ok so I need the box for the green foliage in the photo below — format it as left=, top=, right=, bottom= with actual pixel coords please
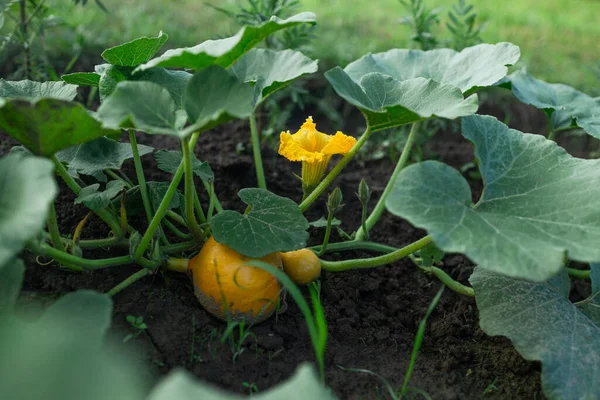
left=471, top=267, right=600, bottom=398
left=0, top=259, right=25, bottom=314
left=155, top=150, right=214, bottom=183
left=75, top=180, right=126, bottom=211
left=0, top=79, right=77, bottom=101
left=101, top=31, right=168, bottom=67
left=211, top=188, right=309, bottom=258
left=0, top=153, right=57, bottom=267
left=398, top=0, right=442, bottom=50
left=446, top=0, right=486, bottom=50
left=387, top=115, right=600, bottom=281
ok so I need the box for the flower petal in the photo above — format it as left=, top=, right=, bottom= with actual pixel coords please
left=321, top=131, right=357, bottom=155
left=279, top=131, right=327, bottom=163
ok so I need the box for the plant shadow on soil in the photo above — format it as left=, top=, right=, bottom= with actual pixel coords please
left=4, top=87, right=597, bottom=399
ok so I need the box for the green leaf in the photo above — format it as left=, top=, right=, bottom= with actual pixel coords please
left=101, top=31, right=169, bottom=67
left=325, top=42, right=520, bottom=131
left=0, top=99, right=119, bottom=157
left=419, top=243, right=444, bottom=268
left=470, top=267, right=600, bottom=399
left=0, top=259, right=24, bottom=314
left=0, top=291, right=148, bottom=400
left=343, top=43, right=519, bottom=94
left=148, top=363, right=335, bottom=400
left=97, top=81, right=181, bottom=136
left=507, top=69, right=600, bottom=139
left=57, top=137, right=153, bottom=182
left=99, top=65, right=131, bottom=100
left=184, top=66, right=253, bottom=134
left=61, top=72, right=101, bottom=87
left=387, top=115, right=600, bottom=281
left=0, top=153, right=57, bottom=267
left=0, top=79, right=78, bottom=101
left=135, top=12, right=316, bottom=72
left=325, top=70, right=478, bottom=131
left=75, top=180, right=126, bottom=211
left=154, top=150, right=214, bottom=182
left=229, top=48, right=318, bottom=107
left=309, top=217, right=342, bottom=228
left=211, top=188, right=309, bottom=258
left=591, top=263, right=600, bottom=302
left=140, top=68, right=192, bottom=109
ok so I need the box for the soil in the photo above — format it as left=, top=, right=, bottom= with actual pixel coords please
left=5, top=91, right=596, bottom=399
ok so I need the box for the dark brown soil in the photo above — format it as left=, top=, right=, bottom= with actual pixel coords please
left=8, top=92, right=595, bottom=399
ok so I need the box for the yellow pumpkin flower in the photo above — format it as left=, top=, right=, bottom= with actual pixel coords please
left=279, top=117, right=356, bottom=196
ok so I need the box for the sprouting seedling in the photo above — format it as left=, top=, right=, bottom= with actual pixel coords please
left=318, top=187, right=344, bottom=256
left=242, top=381, right=259, bottom=395
left=123, top=315, right=148, bottom=343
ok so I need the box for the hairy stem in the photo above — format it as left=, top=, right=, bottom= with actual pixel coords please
left=355, top=122, right=419, bottom=240
left=317, top=211, right=333, bottom=257
left=320, top=236, right=432, bottom=272
left=35, top=243, right=133, bottom=270
left=419, top=265, right=474, bottom=297
left=46, top=202, right=65, bottom=252
left=299, top=125, right=372, bottom=212
left=129, top=130, right=154, bottom=224
left=250, top=112, right=267, bottom=189
left=310, top=240, right=397, bottom=254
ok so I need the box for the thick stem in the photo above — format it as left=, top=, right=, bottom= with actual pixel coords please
left=59, top=236, right=126, bottom=249
left=35, top=243, right=133, bottom=270
left=249, top=112, right=267, bottom=189
left=310, top=240, right=397, bottom=254
left=299, top=125, right=372, bottom=212
left=162, top=240, right=199, bottom=254
left=355, top=122, right=419, bottom=240
left=165, top=257, right=189, bottom=273
left=46, top=202, right=65, bottom=252
left=566, top=267, right=591, bottom=280
left=106, top=268, right=151, bottom=296
left=129, top=130, right=154, bottom=224
left=420, top=266, right=475, bottom=296
left=163, top=218, right=192, bottom=240
left=51, top=156, right=124, bottom=238
left=320, top=236, right=432, bottom=272
left=134, top=134, right=200, bottom=260
left=181, top=136, right=204, bottom=242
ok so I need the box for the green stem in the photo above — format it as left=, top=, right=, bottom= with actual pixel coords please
left=51, top=155, right=124, bottom=238
left=106, top=268, right=151, bottom=296
left=105, top=169, right=132, bottom=188
left=320, top=236, right=432, bottom=272
left=310, top=240, right=397, bottom=254
left=163, top=218, right=192, bottom=240
left=299, top=125, right=372, bottom=212
left=420, top=265, right=475, bottom=297
left=202, top=180, right=223, bottom=213
left=317, top=211, right=333, bottom=257
left=129, top=130, right=154, bottom=224
left=59, top=236, right=126, bottom=249
left=249, top=112, right=267, bottom=189
left=162, top=240, right=199, bottom=254
left=193, top=189, right=207, bottom=224
left=181, top=136, right=204, bottom=243
left=46, top=202, right=65, bottom=252
left=566, top=267, right=591, bottom=280
left=167, top=210, right=187, bottom=227
left=35, top=243, right=133, bottom=270
left=355, top=122, right=419, bottom=241
left=207, top=182, right=216, bottom=223
left=133, top=133, right=200, bottom=260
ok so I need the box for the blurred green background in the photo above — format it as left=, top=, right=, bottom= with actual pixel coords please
left=7, top=0, right=600, bottom=94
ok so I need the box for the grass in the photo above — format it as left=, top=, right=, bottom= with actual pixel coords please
left=37, top=0, right=600, bottom=94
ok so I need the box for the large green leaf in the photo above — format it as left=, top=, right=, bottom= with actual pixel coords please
left=0, top=259, right=24, bottom=314
left=56, top=137, right=153, bottom=182
left=75, top=180, right=126, bottom=211
left=61, top=72, right=101, bottom=87
left=149, top=364, right=335, bottom=400
left=229, top=48, right=318, bottom=107
left=0, top=99, right=118, bottom=156
left=98, top=64, right=131, bottom=100
left=154, top=150, right=214, bottom=182
left=101, top=31, right=169, bottom=67
left=325, top=71, right=478, bottom=131
left=506, top=69, right=600, bottom=139
left=97, top=81, right=183, bottom=136
left=211, top=188, right=309, bottom=258
left=141, top=68, right=192, bottom=109
left=135, top=12, right=316, bottom=72
left=387, top=115, right=600, bottom=281
left=0, top=79, right=78, bottom=101
left=325, top=42, right=519, bottom=131
left=471, top=267, right=600, bottom=399
left=0, top=154, right=57, bottom=267
left=184, top=66, right=253, bottom=134
left=0, top=291, right=148, bottom=400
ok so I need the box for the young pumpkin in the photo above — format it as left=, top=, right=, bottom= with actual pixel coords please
left=186, top=236, right=283, bottom=323
left=279, top=248, right=321, bottom=285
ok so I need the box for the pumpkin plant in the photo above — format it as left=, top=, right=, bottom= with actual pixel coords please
left=1, top=8, right=599, bottom=399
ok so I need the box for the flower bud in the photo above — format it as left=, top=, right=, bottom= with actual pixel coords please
left=357, top=178, right=371, bottom=205
left=327, top=187, right=344, bottom=214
